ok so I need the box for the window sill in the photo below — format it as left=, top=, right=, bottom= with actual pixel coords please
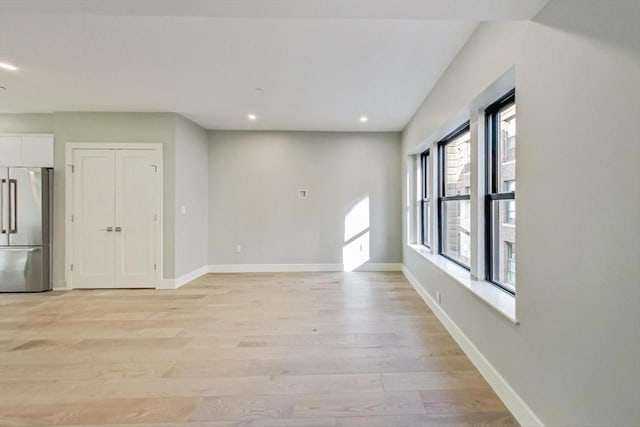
left=408, top=244, right=518, bottom=324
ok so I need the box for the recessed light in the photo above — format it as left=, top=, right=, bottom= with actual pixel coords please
left=248, top=113, right=257, bottom=121
left=359, top=115, right=368, bottom=123
left=0, top=62, right=18, bottom=72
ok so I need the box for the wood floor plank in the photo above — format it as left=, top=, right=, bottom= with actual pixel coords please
left=0, top=361, right=174, bottom=381
left=0, top=397, right=199, bottom=426
left=235, top=333, right=400, bottom=348
left=0, top=374, right=382, bottom=404
left=0, top=272, right=519, bottom=426
left=382, top=371, right=489, bottom=392
left=165, top=356, right=428, bottom=377
left=335, top=412, right=520, bottom=427
left=292, top=391, right=426, bottom=417
left=188, top=395, right=295, bottom=422
left=419, top=388, right=512, bottom=416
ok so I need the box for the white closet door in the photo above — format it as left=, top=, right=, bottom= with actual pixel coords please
left=114, top=150, right=158, bottom=288
left=72, top=150, right=116, bottom=288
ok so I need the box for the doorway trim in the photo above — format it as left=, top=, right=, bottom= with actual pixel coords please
left=65, top=142, right=164, bottom=290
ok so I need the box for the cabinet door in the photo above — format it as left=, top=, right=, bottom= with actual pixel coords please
left=0, top=137, right=22, bottom=166
left=21, top=136, right=54, bottom=167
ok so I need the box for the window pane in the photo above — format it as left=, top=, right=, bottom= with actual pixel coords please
left=505, top=243, right=516, bottom=286
left=444, top=131, right=471, bottom=196
left=422, top=200, right=431, bottom=247
left=497, top=104, right=516, bottom=192
left=422, top=153, right=430, bottom=198
left=441, top=199, right=471, bottom=266
left=490, top=199, right=516, bottom=292
left=505, top=179, right=515, bottom=192
left=506, top=199, right=516, bottom=224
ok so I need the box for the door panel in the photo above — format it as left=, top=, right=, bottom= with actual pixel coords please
left=114, top=150, right=157, bottom=288
left=8, top=168, right=44, bottom=246
left=72, top=150, right=116, bottom=288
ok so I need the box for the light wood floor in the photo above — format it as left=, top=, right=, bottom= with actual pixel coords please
left=0, top=272, right=519, bottom=427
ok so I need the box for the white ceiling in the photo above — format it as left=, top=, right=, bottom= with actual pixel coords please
left=0, top=0, right=548, bottom=131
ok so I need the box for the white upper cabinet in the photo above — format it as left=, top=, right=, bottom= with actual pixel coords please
left=21, top=136, right=54, bottom=167
left=0, top=136, right=22, bottom=166
left=0, top=134, right=54, bottom=167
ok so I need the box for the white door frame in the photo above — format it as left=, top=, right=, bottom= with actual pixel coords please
left=65, top=142, right=163, bottom=290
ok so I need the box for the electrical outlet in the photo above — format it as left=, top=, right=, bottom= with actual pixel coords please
left=436, top=291, right=442, bottom=305
left=235, top=244, right=242, bottom=253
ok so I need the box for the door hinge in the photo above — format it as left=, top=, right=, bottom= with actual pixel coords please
left=69, top=164, right=75, bottom=173
left=71, top=214, right=74, bottom=223
left=154, top=214, right=158, bottom=221
left=151, top=164, right=158, bottom=173
left=70, top=264, right=74, bottom=271
left=154, top=263, right=157, bottom=271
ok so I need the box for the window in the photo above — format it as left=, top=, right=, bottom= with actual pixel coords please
left=420, top=150, right=431, bottom=248
left=438, top=123, right=471, bottom=269
left=486, top=90, right=516, bottom=294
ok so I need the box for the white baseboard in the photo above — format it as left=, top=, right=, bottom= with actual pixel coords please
left=157, top=265, right=208, bottom=290
left=175, top=265, right=209, bottom=288
left=402, top=266, right=544, bottom=427
left=207, top=263, right=403, bottom=273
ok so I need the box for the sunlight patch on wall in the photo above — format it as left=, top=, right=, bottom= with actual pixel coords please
left=343, top=197, right=370, bottom=271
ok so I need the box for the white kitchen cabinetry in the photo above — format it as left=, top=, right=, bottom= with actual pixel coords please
left=0, top=136, right=22, bottom=166
left=0, top=134, right=54, bottom=167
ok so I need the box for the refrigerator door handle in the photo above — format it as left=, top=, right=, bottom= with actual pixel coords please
left=8, top=178, right=17, bottom=234
left=0, top=247, right=40, bottom=252
left=0, top=178, right=5, bottom=234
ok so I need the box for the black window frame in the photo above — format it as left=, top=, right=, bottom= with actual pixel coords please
left=485, top=89, right=516, bottom=295
left=420, top=149, right=431, bottom=249
left=437, top=122, right=472, bottom=270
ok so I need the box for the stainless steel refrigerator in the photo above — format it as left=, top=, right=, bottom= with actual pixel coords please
left=0, top=168, right=53, bottom=292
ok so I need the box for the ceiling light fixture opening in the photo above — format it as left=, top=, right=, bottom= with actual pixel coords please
left=247, top=113, right=257, bottom=121
left=0, top=62, right=18, bottom=72
left=359, top=115, right=368, bottom=123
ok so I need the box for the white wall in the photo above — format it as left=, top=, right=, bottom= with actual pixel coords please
left=401, top=1, right=640, bottom=426
left=208, top=131, right=401, bottom=268
left=174, top=115, right=209, bottom=278
left=0, top=114, right=54, bottom=134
